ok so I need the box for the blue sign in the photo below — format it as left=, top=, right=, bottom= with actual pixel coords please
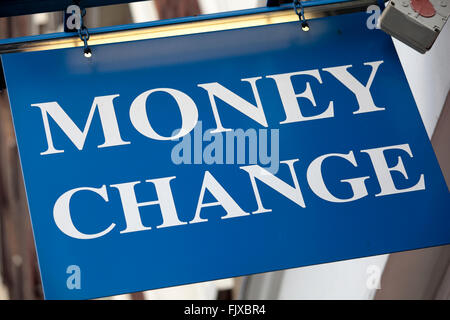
left=2, top=11, right=449, bottom=299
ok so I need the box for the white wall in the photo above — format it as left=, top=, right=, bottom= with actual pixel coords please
left=0, top=276, right=8, bottom=300
left=129, top=1, right=159, bottom=23
left=278, top=256, right=388, bottom=300
left=393, top=20, right=450, bottom=138
left=198, top=0, right=266, bottom=14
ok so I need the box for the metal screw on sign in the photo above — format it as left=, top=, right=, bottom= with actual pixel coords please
left=293, top=0, right=310, bottom=31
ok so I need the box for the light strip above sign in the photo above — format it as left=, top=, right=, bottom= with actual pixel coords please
left=0, top=0, right=376, bottom=54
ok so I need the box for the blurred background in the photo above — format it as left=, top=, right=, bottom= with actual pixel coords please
left=0, top=0, right=449, bottom=300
